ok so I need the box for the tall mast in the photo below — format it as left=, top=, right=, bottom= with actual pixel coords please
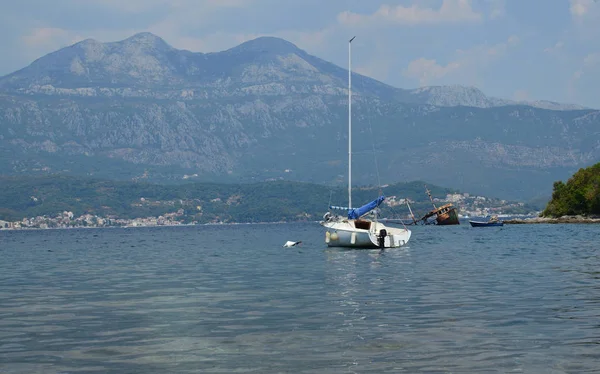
left=348, top=36, right=355, bottom=210
left=425, top=185, right=437, bottom=209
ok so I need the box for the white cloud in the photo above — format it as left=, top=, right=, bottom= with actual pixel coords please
left=403, top=58, right=461, bottom=86
left=402, top=35, right=519, bottom=86
left=85, top=0, right=168, bottom=13
left=61, top=0, right=256, bottom=49
left=569, top=0, right=600, bottom=26
left=354, top=52, right=394, bottom=83
left=12, top=0, right=259, bottom=65
left=454, top=34, right=518, bottom=62
left=544, top=41, right=564, bottom=53
left=127, top=0, right=258, bottom=53
left=20, top=28, right=88, bottom=61
left=487, top=0, right=506, bottom=19
left=86, top=0, right=251, bottom=13
left=569, top=0, right=595, bottom=17
left=567, top=0, right=600, bottom=47
left=571, top=2, right=587, bottom=16
left=167, top=32, right=263, bottom=52
left=513, top=89, right=530, bottom=101
left=570, top=52, right=600, bottom=81
left=21, top=27, right=72, bottom=47
left=138, top=27, right=336, bottom=54
left=337, top=0, right=482, bottom=27
left=583, top=52, right=600, bottom=66
left=567, top=68, right=583, bottom=100
left=568, top=52, right=600, bottom=100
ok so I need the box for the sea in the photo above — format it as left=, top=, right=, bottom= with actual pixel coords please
left=0, top=222, right=599, bottom=373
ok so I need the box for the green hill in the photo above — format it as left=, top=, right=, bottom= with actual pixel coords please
left=0, top=175, right=456, bottom=224
left=542, top=162, right=600, bottom=217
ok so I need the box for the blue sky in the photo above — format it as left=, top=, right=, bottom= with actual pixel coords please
left=1, top=0, right=599, bottom=107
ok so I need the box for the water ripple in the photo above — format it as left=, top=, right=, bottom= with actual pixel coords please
left=0, top=223, right=599, bottom=373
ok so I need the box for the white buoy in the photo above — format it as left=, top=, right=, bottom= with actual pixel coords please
left=283, top=241, right=302, bottom=248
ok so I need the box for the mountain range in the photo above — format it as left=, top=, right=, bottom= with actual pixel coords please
left=0, top=32, right=598, bottom=200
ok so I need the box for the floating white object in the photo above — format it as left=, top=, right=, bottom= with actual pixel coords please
left=283, top=241, right=302, bottom=247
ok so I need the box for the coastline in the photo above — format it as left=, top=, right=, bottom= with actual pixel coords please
left=504, top=215, right=600, bottom=224
left=0, top=220, right=312, bottom=231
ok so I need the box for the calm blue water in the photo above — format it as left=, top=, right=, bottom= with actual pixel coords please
left=0, top=223, right=599, bottom=373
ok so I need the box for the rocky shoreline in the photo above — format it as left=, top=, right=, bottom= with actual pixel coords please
left=504, top=215, right=600, bottom=224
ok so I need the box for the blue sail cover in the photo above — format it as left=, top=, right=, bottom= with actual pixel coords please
left=348, top=195, right=385, bottom=219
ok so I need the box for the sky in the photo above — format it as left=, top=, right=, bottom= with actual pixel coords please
left=1, top=0, right=599, bottom=108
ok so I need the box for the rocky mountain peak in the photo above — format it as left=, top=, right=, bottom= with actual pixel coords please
left=0, top=33, right=598, bottom=201
left=227, top=36, right=301, bottom=55
left=75, top=38, right=101, bottom=47
left=409, top=85, right=492, bottom=107
left=119, top=32, right=172, bottom=50
left=0, top=32, right=590, bottom=111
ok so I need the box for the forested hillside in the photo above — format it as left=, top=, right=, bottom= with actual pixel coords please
left=542, top=163, right=600, bottom=217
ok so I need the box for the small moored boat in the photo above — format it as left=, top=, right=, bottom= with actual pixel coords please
left=469, top=215, right=504, bottom=227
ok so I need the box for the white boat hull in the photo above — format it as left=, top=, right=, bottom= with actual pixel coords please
left=321, top=219, right=411, bottom=249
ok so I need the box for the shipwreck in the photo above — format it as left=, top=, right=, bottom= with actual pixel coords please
left=405, top=185, right=460, bottom=225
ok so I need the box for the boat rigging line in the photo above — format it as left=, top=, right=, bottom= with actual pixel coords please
left=356, top=58, right=410, bottom=232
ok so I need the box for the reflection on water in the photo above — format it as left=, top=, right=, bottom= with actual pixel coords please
left=0, top=223, right=599, bottom=373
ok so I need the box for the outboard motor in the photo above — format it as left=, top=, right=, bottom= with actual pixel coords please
left=378, top=229, right=387, bottom=248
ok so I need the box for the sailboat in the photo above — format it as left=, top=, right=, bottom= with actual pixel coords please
left=320, top=37, right=411, bottom=249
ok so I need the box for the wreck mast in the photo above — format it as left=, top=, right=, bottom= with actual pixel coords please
left=425, top=185, right=436, bottom=209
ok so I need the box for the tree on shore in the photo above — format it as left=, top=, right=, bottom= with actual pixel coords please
left=542, top=163, right=600, bottom=217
